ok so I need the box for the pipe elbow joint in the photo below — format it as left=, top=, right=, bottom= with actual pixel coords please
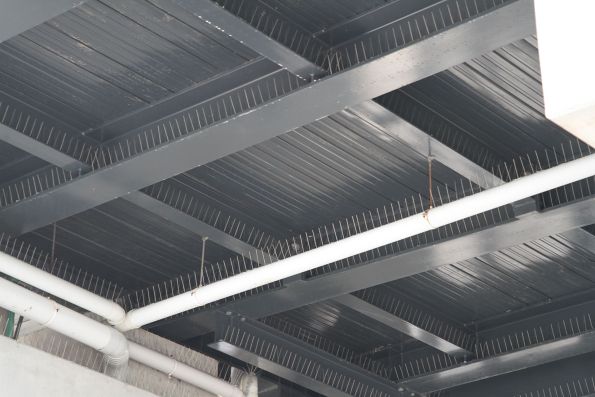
left=101, top=328, right=129, bottom=368
left=114, top=312, right=135, bottom=333
left=106, top=305, right=127, bottom=328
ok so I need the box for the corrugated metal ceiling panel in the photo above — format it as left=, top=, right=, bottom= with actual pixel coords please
left=387, top=234, right=595, bottom=324
left=172, top=109, right=463, bottom=235
left=1, top=1, right=590, bottom=366
left=0, top=0, right=257, bottom=133
left=380, top=37, right=577, bottom=168
left=19, top=198, right=237, bottom=290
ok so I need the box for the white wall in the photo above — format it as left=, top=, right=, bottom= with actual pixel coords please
left=0, top=336, right=158, bottom=397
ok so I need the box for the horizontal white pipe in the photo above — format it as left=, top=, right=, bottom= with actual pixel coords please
left=128, top=341, right=244, bottom=397
left=0, top=251, right=126, bottom=326
left=0, top=277, right=128, bottom=366
left=424, top=153, right=595, bottom=228
left=119, top=153, right=595, bottom=331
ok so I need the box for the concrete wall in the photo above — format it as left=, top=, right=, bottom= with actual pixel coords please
left=19, top=325, right=219, bottom=397
left=0, top=335, right=158, bottom=397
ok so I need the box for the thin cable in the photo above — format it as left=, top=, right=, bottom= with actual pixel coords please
left=199, top=237, right=208, bottom=287
left=428, top=157, right=434, bottom=209
left=51, top=223, right=57, bottom=262
left=427, top=137, right=434, bottom=209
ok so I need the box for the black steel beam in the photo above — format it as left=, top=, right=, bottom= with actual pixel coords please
left=121, top=191, right=271, bottom=264
left=1, top=96, right=495, bottom=354
left=0, top=121, right=270, bottom=261
left=171, top=0, right=326, bottom=80
left=147, top=0, right=510, bottom=356
left=174, top=0, right=504, bottom=192
left=347, top=102, right=504, bottom=189
left=211, top=297, right=595, bottom=396
left=0, top=0, right=88, bottom=43
left=399, top=330, right=595, bottom=393
left=445, top=353, right=595, bottom=397
left=210, top=316, right=407, bottom=397
left=396, top=295, right=595, bottom=393
left=0, top=0, right=535, bottom=234
left=174, top=0, right=505, bottom=192
left=332, top=294, right=473, bottom=358
left=0, top=124, right=89, bottom=172
left=171, top=0, right=509, bottom=192
left=0, top=87, right=503, bottom=265
left=478, top=299, right=595, bottom=343
left=151, top=195, right=595, bottom=341
left=91, top=57, right=278, bottom=141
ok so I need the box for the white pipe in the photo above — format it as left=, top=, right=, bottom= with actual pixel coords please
left=0, top=251, right=126, bottom=326
left=240, top=373, right=258, bottom=397
left=0, top=277, right=128, bottom=367
left=0, top=277, right=245, bottom=397
left=118, top=153, right=595, bottom=331
left=232, top=367, right=258, bottom=397
left=0, top=249, right=246, bottom=395
left=2, top=153, right=593, bottom=394
left=128, top=341, right=245, bottom=397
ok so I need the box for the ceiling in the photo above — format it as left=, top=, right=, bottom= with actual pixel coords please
left=1, top=1, right=594, bottom=396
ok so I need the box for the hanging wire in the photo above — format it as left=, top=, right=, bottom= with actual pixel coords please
left=199, top=237, right=208, bottom=287
left=427, top=137, right=434, bottom=210
left=51, top=223, right=57, bottom=262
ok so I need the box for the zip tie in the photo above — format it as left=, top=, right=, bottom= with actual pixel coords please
left=168, top=359, right=178, bottom=379
left=422, top=209, right=437, bottom=229
left=41, top=300, right=59, bottom=326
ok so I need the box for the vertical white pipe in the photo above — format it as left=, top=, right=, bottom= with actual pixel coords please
left=0, top=277, right=128, bottom=366
left=0, top=251, right=126, bottom=326
left=232, top=367, right=258, bottom=397
left=119, top=154, right=595, bottom=331
left=241, top=374, right=258, bottom=397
